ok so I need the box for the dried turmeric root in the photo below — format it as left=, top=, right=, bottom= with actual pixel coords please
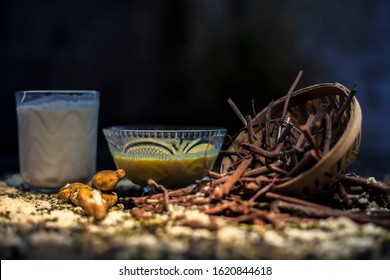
left=58, top=169, right=125, bottom=220
left=59, top=182, right=118, bottom=220
left=77, top=188, right=109, bottom=220
left=102, top=191, right=118, bottom=208
left=91, top=169, right=126, bottom=191
left=58, top=182, right=94, bottom=206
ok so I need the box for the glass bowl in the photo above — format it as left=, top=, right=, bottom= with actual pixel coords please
left=103, top=126, right=227, bottom=188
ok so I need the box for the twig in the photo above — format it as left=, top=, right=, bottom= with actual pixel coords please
left=147, top=179, right=171, bottom=211
left=264, top=100, right=274, bottom=150
left=242, top=143, right=283, bottom=158
left=333, top=83, right=357, bottom=125
left=271, top=199, right=390, bottom=229
left=214, top=156, right=252, bottom=198
left=228, top=98, right=247, bottom=127
left=341, top=175, right=390, bottom=194
left=282, top=69, right=303, bottom=119
left=245, top=115, right=257, bottom=144
left=323, top=113, right=332, bottom=154
left=300, top=124, right=322, bottom=158
left=286, top=149, right=316, bottom=177
left=249, top=178, right=276, bottom=203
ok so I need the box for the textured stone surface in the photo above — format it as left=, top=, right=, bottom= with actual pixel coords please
left=1, top=178, right=390, bottom=260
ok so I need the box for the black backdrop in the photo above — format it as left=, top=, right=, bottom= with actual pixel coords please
left=1, top=0, right=390, bottom=178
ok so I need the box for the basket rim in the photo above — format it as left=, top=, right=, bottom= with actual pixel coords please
left=272, top=93, right=361, bottom=191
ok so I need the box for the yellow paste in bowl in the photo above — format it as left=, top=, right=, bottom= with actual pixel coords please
left=113, top=144, right=218, bottom=188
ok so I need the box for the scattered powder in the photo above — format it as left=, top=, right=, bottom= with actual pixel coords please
left=217, top=226, right=247, bottom=247
left=0, top=196, right=37, bottom=215
left=1, top=182, right=390, bottom=259
left=262, top=230, right=287, bottom=248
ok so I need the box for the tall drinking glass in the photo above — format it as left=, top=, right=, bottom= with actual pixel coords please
left=15, top=90, right=100, bottom=190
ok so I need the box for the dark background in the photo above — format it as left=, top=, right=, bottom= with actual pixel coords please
left=1, top=0, right=390, bottom=178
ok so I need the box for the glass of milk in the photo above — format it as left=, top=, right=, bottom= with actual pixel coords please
left=15, top=90, right=100, bottom=190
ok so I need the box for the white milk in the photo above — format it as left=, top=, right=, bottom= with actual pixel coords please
left=16, top=95, right=99, bottom=189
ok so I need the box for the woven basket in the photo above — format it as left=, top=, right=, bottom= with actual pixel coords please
left=220, top=83, right=362, bottom=198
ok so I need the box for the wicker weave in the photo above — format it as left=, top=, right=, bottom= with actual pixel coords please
left=221, top=83, right=362, bottom=198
